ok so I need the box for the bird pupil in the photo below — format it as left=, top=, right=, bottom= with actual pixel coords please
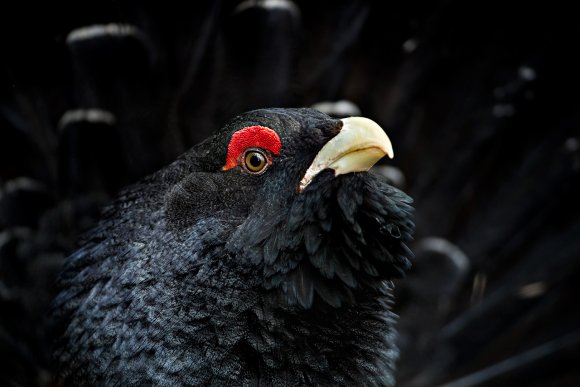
left=250, top=154, right=262, bottom=167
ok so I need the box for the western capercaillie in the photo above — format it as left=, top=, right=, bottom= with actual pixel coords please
left=51, top=108, right=414, bottom=386
left=4, top=2, right=578, bottom=386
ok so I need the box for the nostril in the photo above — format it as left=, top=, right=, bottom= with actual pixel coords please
left=319, top=120, right=343, bottom=139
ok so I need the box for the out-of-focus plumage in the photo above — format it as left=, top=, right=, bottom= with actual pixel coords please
left=1, top=0, right=579, bottom=386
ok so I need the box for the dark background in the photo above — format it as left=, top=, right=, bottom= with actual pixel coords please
left=1, top=1, right=579, bottom=386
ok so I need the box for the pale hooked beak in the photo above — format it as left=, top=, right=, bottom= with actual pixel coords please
left=298, top=117, right=393, bottom=192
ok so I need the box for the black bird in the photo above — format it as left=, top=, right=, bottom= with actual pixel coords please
left=2, top=1, right=580, bottom=386
left=51, top=108, right=414, bottom=386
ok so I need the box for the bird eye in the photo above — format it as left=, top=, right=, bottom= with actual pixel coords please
left=243, top=149, right=269, bottom=174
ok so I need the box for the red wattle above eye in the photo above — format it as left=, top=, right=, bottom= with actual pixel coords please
left=223, top=126, right=282, bottom=171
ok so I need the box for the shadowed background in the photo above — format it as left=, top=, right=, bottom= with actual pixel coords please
left=1, top=1, right=579, bottom=386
